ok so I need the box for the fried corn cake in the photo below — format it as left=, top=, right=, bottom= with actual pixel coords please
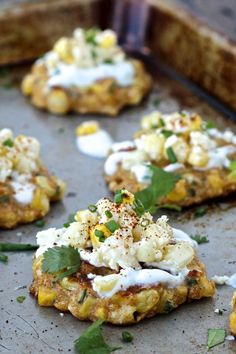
left=105, top=111, right=236, bottom=207
left=22, top=28, right=151, bottom=116
left=0, top=128, right=65, bottom=228
left=30, top=190, right=215, bottom=325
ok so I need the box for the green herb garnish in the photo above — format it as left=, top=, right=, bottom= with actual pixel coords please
left=105, top=210, right=113, bottom=218
left=104, top=59, right=114, bottom=64
left=88, top=204, right=97, bottom=213
left=64, top=213, right=76, bottom=228
left=194, top=206, right=207, bottom=218
left=16, top=295, right=26, bottom=303
left=42, top=246, right=81, bottom=281
left=114, top=190, right=124, bottom=204
left=121, top=331, right=133, bottom=343
left=74, top=320, right=121, bottom=354
left=164, top=300, right=174, bottom=313
left=0, top=252, right=8, bottom=262
left=135, top=165, right=180, bottom=214
left=156, top=204, right=182, bottom=212
left=186, top=277, right=197, bottom=287
left=207, top=328, right=226, bottom=349
left=140, top=218, right=150, bottom=227
left=0, top=243, right=38, bottom=252
left=78, top=289, right=87, bottom=304
left=35, top=219, right=45, bottom=228
left=161, top=129, right=173, bottom=138
left=166, top=147, right=177, bottom=163
left=133, top=197, right=145, bottom=217
left=85, top=28, right=98, bottom=45
left=152, top=98, right=160, bottom=107
left=0, top=195, right=10, bottom=203
left=190, top=234, right=209, bottom=244
left=3, top=139, right=14, bottom=147
left=159, top=118, right=165, bottom=127
left=205, top=121, right=216, bottom=130
left=105, top=220, right=120, bottom=233
left=94, top=229, right=105, bottom=242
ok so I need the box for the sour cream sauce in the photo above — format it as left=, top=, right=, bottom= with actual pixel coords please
left=91, top=267, right=189, bottom=298
left=76, top=130, right=113, bottom=158
left=48, top=61, right=135, bottom=88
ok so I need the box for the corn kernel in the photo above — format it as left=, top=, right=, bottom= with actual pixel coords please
left=90, top=223, right=111, bottom=248
left=188, top=146, right=209, bottom=167
left=76, top=121, right=99, bottom=136
left=53, top=37, right=74, bottom=63
left=21, top=74, right=35, bottom=96
left=38, top=286, right=57, bottom=306
left=122, top=190, right=135, bottom=204
left=141, top=111, right=162, bottom=130
left=167, top=179, right=187, bottom=202
left=78, top=297, right=96, bottom=317
left=31, top=188, right=50, bottom=212
left=95, top=307, right=106, bottom=320
left=97, top=30, right=116, bottom=48
left=190, top=114, right=202, bottom=130
left=47, top=89, right=70, bottom=115
left=208, top=171, right=223, bottom=192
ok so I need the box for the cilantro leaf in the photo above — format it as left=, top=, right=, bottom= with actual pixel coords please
left=42, top=246, right=81, bottom=281
left=74, top=320, right=121, bottom=354
left=194, top=206, right=207, bottom=218
left=207, top=328, right=226, bottom=349
left=16, top=295, right=26, bottom=303
left=190, top=234, right=209, bottom=244
left=156, top=204, right=182, bottom=212
left=135, top=165, right=180, bottom=214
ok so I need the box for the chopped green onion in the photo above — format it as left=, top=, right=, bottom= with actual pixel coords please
left=105, top=210, right=112, bottom=218
left=35, top=219, right=45, bottom=228
left=64, top=213, right=76, bottom=228
left=16, top=295, right=26, bottom=303
left=0, top=243, right=38, bottom=252
left=114, top=190, right=124, bottom=204
left=78, top=289, right=87, bottom=304
left=140, top=218, right=150, bottom=227
left=133, top=197, right=145, bottom=217
left=166, top=147, right=177, bottom=163
left=122, top=331, right=133, bottom=343
left=104, top=58, right=114, bottom=64
left=161, top=129, right=173, bottom=138
left=88, top=204, right=97, bottom=213
left=229, top=160, right=236, bottom=171
left=159, top=118, right=165, bottom=127
left=94, top=229, right=105, bottom=242
left=105, top=220, right=120, bottom=233
left=205, top=121, right=216, bottom=130
left=64, top=222, right=70, bottom=228
left=3, top=139, right=14, bottom=147
left=194, top=206, right=207, bottom=218
left=0, top=252, right=8, bottom=262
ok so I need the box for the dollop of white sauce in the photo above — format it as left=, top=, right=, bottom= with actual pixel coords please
left=131, top=164, right=152, bottom=183
left=92, top=267, right=189, bottom=298
left=76, top=130, right=113, bottom=158
left=10, top=181, right=35, bottom=205
left=164, top=163, right=185, bottom=172
left=172, top=228, right=198, bottom=249
left=104, top=151, right=131, bottom=175
left=48, top=61, right=135, bottom=88
left=212, top=273, right=236, bottom=288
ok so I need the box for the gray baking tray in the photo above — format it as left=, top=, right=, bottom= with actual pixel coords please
left=0, top=60, right=236, bottom=354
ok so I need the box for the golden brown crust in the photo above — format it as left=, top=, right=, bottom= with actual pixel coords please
left=22, top=60, right=151, bottom=116
left=0, top=169, right=65, bottom=229
left=30, top=256, right=215, bottom=325
left=105, top=164, right=236, bottom=207
left=230, top=292, right=236, bottom=336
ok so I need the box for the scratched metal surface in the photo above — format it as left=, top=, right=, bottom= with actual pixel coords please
left=0, top=62, right=236, bottom=354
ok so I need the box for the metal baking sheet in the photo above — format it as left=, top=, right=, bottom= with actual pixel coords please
left=0, top=61, right=236, bottom=354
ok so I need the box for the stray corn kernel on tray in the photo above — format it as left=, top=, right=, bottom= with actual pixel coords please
left=0, top=60, right=236, bottom=354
